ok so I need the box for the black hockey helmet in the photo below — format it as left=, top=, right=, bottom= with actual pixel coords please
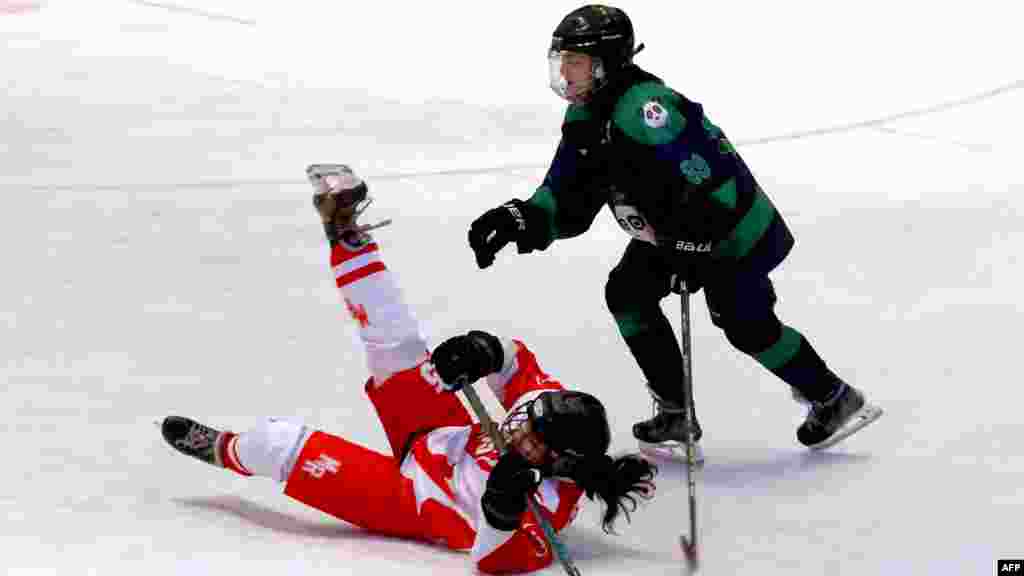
left=528, top=390, right=611, bottom=458
left=550, top=5, right=640, bottom=79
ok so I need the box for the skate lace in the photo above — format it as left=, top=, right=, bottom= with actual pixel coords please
left=175, top=426, right=215, bottom=452
left=649, top=400, right=674, bottom=431
left=648, top=399, right=698, bottom=439
left=804, top=404, right=825, bottom=428
left=803, top=383, right=848, bottom=428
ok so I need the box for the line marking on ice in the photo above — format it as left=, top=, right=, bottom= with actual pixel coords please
left=7, top=80, right=1020, bottom=192
left=127, top=0, right=256, bottom=26
left=736, top=79, right=1024, bottom=146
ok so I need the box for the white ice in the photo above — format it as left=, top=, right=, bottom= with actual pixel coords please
left=2, top=1, right=1023, bottom=574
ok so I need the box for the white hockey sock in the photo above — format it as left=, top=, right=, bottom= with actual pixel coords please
left=330, top=239, right=427, bottom=383
left=233, top=418, right=311, bottom=483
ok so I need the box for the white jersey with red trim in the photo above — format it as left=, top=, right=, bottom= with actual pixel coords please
left=402, top=339, right=585, bottom=574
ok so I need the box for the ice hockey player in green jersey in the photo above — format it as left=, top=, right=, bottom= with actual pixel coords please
left=467, top=5, right=882, bottom=457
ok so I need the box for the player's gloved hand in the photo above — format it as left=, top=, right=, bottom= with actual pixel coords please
left=430, top=330, right=504, bottom=391
left=659, top=229, right=715, bottom=294
left=668, top=263, right=704, bottom=294
left=468, top=199, right=546, bottom=269
left=482, top=451, right=542, bottom=531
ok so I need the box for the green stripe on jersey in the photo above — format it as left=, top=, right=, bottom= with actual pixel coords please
left=711, top=185, right=776, bottom=260
left=710, top=177, right=738, bottom=210
left=527, top=186, right=560, bottom=240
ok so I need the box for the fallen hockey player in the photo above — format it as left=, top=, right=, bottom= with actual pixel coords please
left=160, top=164, right=658, bottom=574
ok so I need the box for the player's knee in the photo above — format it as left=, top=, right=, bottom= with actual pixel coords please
left=605, top=272, right=625, bottom=312
left=365, top=336, right=430, bottom=384
left=235, top=418, right=311, bottom=483
left=605, top=270, right=662, bottom=313
left=721, top=315, right=783, bottom=356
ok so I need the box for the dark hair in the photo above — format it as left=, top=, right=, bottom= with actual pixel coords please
left=571, top=452, right=658, bottom=534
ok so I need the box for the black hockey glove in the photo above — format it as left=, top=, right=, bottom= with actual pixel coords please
left=430, top=330, right=504, bottom=392
left=658, top=192, right=735, bottom=294
left=660, top=231, right=715, bottom=294
left=468, top=199, right=547, bottom=269
left=668, top=262, right=705, bottom=294
left=481, top=451, right=542, bottom=531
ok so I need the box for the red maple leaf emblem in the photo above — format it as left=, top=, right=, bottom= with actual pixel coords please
left=343, top=298, right=369, bottom=328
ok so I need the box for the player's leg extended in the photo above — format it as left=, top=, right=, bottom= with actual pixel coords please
left=703, top=272, right=881, bottom=447
left=703, top=272, right=839, bottom=402
left=307, top=162, right=420, bottom=384
left=330, top=235, right=426, bottom=384
left=161, top=416, right=428, bottom=540
left=330, top=231, right=471, bottom=460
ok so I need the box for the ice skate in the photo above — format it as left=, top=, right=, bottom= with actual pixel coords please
left=307, top=163, right=392, bottom=249
left=633, top=399, right=705, bottom=465
left=796, top=382, right=883, bottom=450
left=161, top=415, right=233, bottom=469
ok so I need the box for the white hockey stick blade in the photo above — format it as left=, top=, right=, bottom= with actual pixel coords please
left=638, top=440, right=705, bottom=465
left=808, top=403, right=884, bottom=450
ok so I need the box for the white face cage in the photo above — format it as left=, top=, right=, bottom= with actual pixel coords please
left=548, top=50, right=605, bottom=104
left=498, top=395, right=587, bottom=479
left=500, top=400, right=533, bottom=440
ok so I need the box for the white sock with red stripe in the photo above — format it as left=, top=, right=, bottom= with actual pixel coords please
left=218, top=432, right=253, bottom=477
left=232, top=418, right=310, bottom=482
left=329, top=238, right=427, bottom=383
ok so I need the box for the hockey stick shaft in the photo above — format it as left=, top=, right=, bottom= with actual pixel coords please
left=460, top=383, right=582, bottom=576
left=679, top=286, right=700, bottom=571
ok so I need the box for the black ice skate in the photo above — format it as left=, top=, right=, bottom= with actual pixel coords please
left=796, top=382, right=883, bottom=449
left=634, top=400, right=705, bottom=464
left=161, top=415, right=230, bottom=469
left=307, top=163, right=391, bottom=249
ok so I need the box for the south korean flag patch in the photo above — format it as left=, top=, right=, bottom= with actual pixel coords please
left=642, top=100, right=669, bottom=128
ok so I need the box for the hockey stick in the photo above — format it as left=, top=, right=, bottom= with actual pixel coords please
left=678, top=284, right=701, bottom=573
left=459, top=381, right=583, bottom=576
